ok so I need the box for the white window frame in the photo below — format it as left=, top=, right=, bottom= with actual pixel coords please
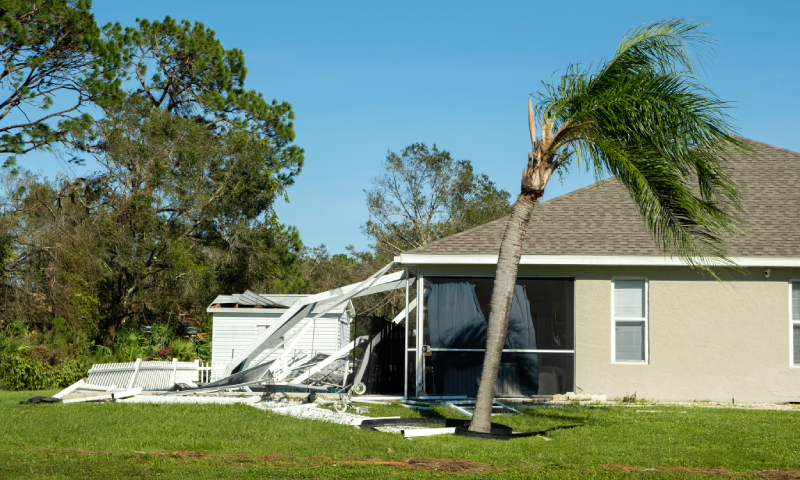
left=611, top=277, right=649, bottom=365
left=790, top=280, right=800, bottom=368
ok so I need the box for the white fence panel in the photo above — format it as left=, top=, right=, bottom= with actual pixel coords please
left=88, top=359, right=201, bottom=389
left=197, top=361, right=225, bottom=383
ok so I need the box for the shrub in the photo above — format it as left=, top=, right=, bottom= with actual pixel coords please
left=0, top=353, right=88, bottom=390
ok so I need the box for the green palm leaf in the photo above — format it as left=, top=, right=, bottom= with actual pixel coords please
left=534, top=19, right=746, bottom=272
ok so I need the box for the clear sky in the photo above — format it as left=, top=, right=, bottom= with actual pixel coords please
left=18, top=0, right=800, bottom=253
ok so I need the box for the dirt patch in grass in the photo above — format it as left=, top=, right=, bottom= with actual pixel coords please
left=338, top=457, right=494, bottom=473
left=22, top=446, right=495, bottom=473
left=752, top=471, right=800, bottom=480
left=605, top=464, right=800, bottom=478
left=136, top=451, right=495, bottom=473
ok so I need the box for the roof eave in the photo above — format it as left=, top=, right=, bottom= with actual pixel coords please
left=395, top=254, right=800, bottom=268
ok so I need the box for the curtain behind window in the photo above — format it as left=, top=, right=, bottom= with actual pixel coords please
left=428, top=281, right=538, bottom=394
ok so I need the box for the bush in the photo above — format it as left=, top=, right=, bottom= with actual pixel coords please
left=0, top=353, right=88, bottom=390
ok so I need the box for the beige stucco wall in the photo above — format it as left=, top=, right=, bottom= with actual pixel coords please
left=415, top=264, right=800, bottom=403
left=575, top=266, right=800, bottom=403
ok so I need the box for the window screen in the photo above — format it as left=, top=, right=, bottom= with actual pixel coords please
left=794, top=324, right=800, bottom=366
left=616, top=321, right=645, bottom=362
left=793, top=283, right=800, bottom=365
left=615, top=280, right=645, bottom=318
left=614, top=279, right=646, bottom=363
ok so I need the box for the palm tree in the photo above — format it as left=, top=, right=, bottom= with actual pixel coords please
left=470, top=19, right=746, bottom=433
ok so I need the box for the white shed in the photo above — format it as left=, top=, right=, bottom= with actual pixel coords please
left=207, top=293, right=354, bottom=376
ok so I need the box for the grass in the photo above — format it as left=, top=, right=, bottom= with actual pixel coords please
left=2, top=390, right=800, bottom=479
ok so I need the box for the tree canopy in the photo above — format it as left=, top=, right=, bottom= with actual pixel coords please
left=0, top=5, right=307, bottom=349
left=364, top=143, right=512, bottom=257
left=108, top=16, right=301, bottom=148
left=1, top=97, right=306, bottom=346
left=0, top=0, right=125, bottom=158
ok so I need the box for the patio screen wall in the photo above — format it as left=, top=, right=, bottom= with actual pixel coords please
left=418, top=277, right=574, bottom=396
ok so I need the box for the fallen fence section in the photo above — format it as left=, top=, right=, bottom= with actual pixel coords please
left=52, top=379, right=86, bottom=399
left=61, top=387, right=143, bottom=404
left=88, top=359, right=201, bottom=390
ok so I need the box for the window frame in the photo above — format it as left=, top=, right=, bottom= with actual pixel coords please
left=790, top=280, right=800, bottom=368
left=611, top=277, right=649, bottom=365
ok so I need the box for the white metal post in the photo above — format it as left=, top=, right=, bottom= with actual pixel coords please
left=170, top=358, right=178, bottom=385
left=127, top=358, right=142, bottom=389
left=416, top=274, right=424, bottom=396
left=404, top=268, right=409, bottom=399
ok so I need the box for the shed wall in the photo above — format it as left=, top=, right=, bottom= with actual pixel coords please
left=210, top=311, right=348, bottom=372
left=414, top=264, right=800, bottom=403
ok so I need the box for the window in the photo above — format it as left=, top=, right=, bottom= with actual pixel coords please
left=792, top=282, right=800, bottom=366
left=612, top=279, right=648, bottom=363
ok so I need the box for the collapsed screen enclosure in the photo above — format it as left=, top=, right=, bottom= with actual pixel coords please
left=408, top=277, right=575, bottom=397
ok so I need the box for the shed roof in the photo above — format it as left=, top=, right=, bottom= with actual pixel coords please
left=208, top=293, right=353, bottom=315
left=404, top=138, right=800, bottom=258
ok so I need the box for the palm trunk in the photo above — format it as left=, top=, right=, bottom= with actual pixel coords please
left=469, top=193, right=537, bottom=432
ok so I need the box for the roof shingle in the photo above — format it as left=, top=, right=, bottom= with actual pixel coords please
left=407, top=139, right=800, bottom=257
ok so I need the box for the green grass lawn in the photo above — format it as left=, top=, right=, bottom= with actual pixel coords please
left=2, top=390, right=800, bottom=479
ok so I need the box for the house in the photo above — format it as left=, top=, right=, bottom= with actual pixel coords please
left=207, top=293, right=354, bottom=380
left=393, top=138, right=800, bottom=403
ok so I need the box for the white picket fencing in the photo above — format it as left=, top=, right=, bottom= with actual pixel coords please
left=88, top=359, right=202, bottom=390
left=197, top=361, right=225, bottom=383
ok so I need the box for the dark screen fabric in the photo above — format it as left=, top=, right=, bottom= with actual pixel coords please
left=428, top=282, right=487, bottom=394
left=505, top=285, right=538, bottom=394
left=428, top=281, right=538, bottom=395
left=428, top=282, right=487, bottom=349
left=428, top=281, right=486, bottom=394
left=347, top=316, right=405, bottom=394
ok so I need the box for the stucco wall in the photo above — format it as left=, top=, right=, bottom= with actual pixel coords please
left=415, top=264, right=800, bottom=403
left=575, top=266, right=800, bottom=403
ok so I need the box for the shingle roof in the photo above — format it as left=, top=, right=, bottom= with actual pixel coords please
left=407, top=138, right=800, bottom=257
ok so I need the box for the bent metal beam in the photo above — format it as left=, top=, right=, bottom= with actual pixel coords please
left=223, top=263, right=407, bottom=378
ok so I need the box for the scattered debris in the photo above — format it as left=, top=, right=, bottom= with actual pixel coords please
left=19, top=396, right=62, bottom=405
left=400, top=404, right=432, bottom=411
left=62, top=388, right=142, bottom=404
left=350, top=416, right=401, bottom=427
left=121, top=395, right=263, bottom=406
left=551, top=392, right=608, bottom=402
left=453, top=423, right=582, bottom=441
left=444, top=400, right=522, bottom=417
left=402, top=427, right=456, bottom=438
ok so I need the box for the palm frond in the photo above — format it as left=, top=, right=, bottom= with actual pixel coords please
left=532, top=19, right=748, bottom=273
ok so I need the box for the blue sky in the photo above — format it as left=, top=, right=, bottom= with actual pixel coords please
left=17, top=0, right=800, bottom=253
